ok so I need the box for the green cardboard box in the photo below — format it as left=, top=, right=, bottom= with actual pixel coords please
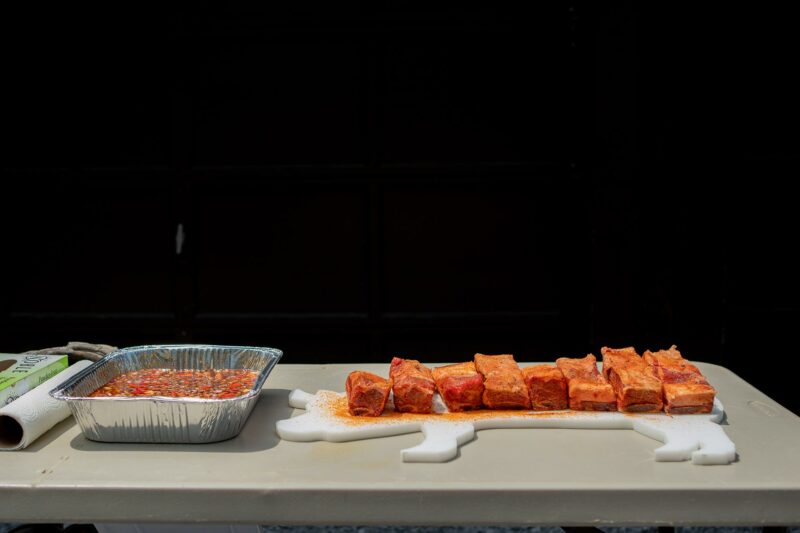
left=0, top=353, right=69, bottom=406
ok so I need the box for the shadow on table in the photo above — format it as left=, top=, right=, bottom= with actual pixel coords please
left=67, top=388, right=295, bottom=453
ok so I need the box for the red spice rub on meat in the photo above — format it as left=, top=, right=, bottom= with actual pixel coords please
left=555, top=354, right=617, bottom=411
left=345, top=371, right=392, bottom=416
left=522, top=364, right=568, bottom=411
left=643, top=345, right=715, bottom=414
left=432, top=362, right=485, bottom=412
left=600, top=346, right=663, bottom=413
left=474, top=353, right=531, bottom=410
left=389, top=357, right=436, bottom=414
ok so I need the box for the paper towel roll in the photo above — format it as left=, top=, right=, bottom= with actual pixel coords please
left=0, top=360, right=93, bottom=450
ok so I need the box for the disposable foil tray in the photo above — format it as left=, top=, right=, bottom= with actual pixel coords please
left=50, top=344, right=282, bottom=444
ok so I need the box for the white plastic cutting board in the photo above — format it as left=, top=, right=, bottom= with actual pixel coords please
left=276, top=389, right=736, bottom=465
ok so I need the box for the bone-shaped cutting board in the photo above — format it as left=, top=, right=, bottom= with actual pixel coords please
left=276, top=389, right=736, bottom=465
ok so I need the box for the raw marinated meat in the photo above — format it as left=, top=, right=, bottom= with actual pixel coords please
left=600, top=346, right=663, bottom=412
left=432, top=361, right=485, bottom=412
left=643, top=346, right=715, bottom=414
left=474, top=353, right=531, bottom=410
left=555, top=354, right=617, bottom=411
left=522, top=364, right=568, bottom=411
left=345, top=371, right=392, bottom=416
left=389, top=357, right=436, bottom=414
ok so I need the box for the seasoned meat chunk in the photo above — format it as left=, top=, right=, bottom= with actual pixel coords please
left=643, top=346, right=715, bottom=414
left=522, top=364, right=568, bottom=411
left=432, top=361, right=485, bottom=412
left=345, top=371, right=392, bottom=416
left=601, top=346, right=663, bottom=412
left=555, top=354, right=617, bottom=411
left=389, top=357, right=436, bottom=414
left=474, top=353, right=531, bottom=410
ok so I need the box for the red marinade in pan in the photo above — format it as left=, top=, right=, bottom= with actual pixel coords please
left=88, top=368, right=259, bottom=399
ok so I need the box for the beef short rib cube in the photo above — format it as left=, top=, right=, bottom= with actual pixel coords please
left=390, top=357, right=436, bottom=414
left=432, top=361, right=484, bottom=412
left=474, top=353, right=531, bottom=410
left=522, top=364, right=568, bottom=411
left=643, top=346, right=715, bottom=414
left=346, top=371, right=392, bottom=416
left=601, top=346, right=663, bottom=413
left=556, top=354, right=617, bottom=411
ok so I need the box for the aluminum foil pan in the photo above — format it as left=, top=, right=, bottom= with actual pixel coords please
left=50, top=344, right=282, bottom=444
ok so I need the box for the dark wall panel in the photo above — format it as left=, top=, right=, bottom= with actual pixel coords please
left=5, top=44, right=171, bottom=169
left=192, top=180, right=369, bottom=315
left=380, top=318, right=564, bottom=364
left=191, top=40, right=364, bottom=166
left=188, top=325, right=371, bottom=365
left=2, top=174, right=175, bottom=316
left=382, top=34, right=569, bottom=164
left=381, top=177, right=573, bottom=315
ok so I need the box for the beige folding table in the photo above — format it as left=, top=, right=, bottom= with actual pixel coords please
left=1, top=363, right=799, bottom=528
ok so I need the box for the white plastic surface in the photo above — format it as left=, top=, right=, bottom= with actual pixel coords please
left=277, top=389, right=736, bottom=465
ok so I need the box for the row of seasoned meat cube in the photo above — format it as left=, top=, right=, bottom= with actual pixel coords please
left=345, top=348, right=715, bottom=416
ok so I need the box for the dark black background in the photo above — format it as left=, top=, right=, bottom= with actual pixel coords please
left=2, top=3, right=798, bottom=414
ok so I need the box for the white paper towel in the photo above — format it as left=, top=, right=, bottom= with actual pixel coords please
left=0, top=359, right=93, bottom=450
